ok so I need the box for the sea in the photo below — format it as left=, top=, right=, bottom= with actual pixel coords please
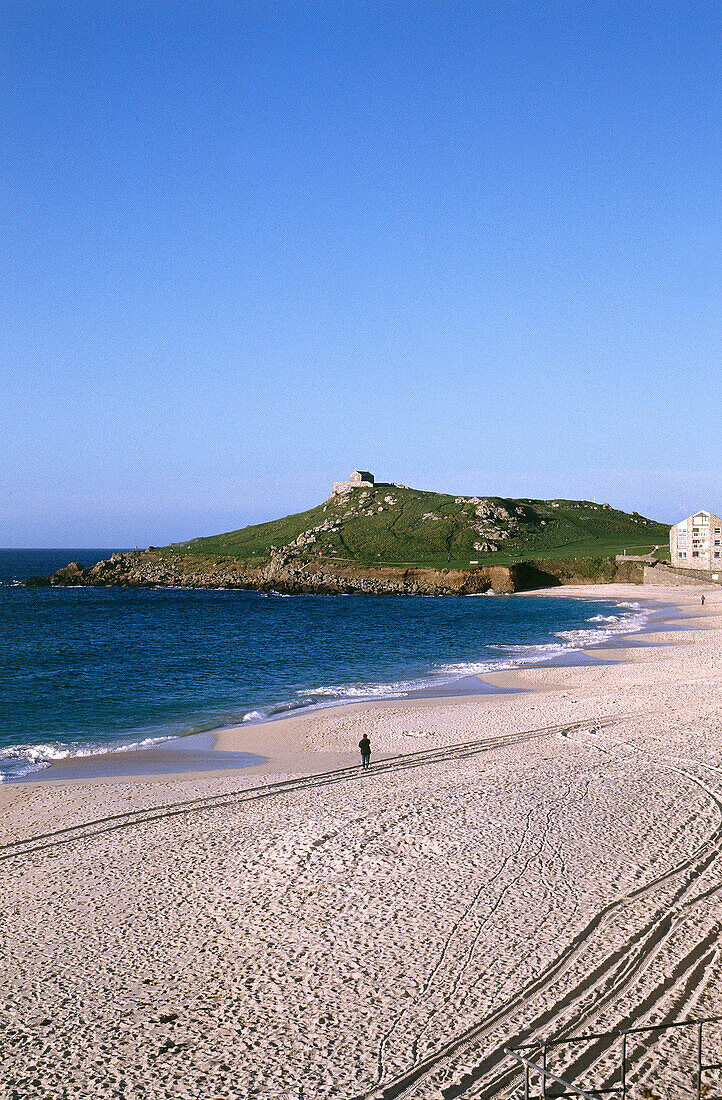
left=0, top=548, right=658, bottom=782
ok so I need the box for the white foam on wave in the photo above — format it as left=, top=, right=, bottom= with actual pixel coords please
left=0, top=734, right=173, bottom=783
left=240, top=682, right=419, bottom=724
left=245, top=601, right=654, bottom=712
left=2, top=596, right=654, bottom=774
left=437, top=645, right=566, bottom=676
left=300, top=683, right=416, bottom=699
left=466, top=589, right=508, bottom=597
left=436, top=602, right=652, bottom=677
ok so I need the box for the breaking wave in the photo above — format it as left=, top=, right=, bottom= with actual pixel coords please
left=232, top=601, right=653, bottom=723
left=0, top=735, right=173, bottom=783
left=1, top=568, right=658, bottom=780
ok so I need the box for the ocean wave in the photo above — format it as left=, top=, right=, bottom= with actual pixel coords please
left=0, top=593, right=655, bottom=776
left=240, top=695, right=342, bottom=724
left=299, top=683, right=415, bottom=698
left=0, top=735, right=173, bottom=783
left=554, top=627, right=615, bottom=642
left=436, top=647, right=566, bottom=676
left=436, top=604, right=651, bottom=676
left=240, top=683, right=417, bottom=723
left=239, top=601, right=653, bottom=716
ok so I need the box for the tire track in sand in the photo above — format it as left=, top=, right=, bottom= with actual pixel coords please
left=352, top=731, right=722, bottom=1099
left=0, top=716, right=628, bottom=866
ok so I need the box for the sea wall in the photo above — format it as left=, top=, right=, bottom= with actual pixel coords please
left=642, top=563, right=722, bottom=587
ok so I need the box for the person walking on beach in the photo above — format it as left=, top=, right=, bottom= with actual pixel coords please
left=702, top=594, right=706, bottom=606
left=359, top=735, right=371, bottom=769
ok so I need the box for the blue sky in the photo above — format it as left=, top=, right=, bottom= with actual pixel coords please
left=2, top=1, right=720, bottom=545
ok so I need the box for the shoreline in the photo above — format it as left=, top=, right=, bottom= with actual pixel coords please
left=4, top=581, right=722, bottom=1097
left=2, top=583, right=695, bottom=789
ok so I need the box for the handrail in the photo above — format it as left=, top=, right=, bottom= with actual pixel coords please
left=508, top=1015, right=722, bottom=1100
left=505, top=1047, right=600, bottom=1099
left=514, top=1014, right=722, bottom=1050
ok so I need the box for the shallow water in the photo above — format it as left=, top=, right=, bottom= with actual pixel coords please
left=0, top=549, right=652, bottom=780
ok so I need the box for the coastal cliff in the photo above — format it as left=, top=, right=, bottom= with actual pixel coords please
left=26, top=550, right=645, bottom=594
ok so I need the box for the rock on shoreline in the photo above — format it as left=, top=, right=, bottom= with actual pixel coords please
left=24, top=550, right=645, bottom=595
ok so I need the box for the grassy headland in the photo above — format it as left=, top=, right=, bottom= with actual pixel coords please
left=165, top=485, right=669, bottom=569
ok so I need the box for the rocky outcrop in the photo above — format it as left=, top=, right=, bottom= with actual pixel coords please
left=26, top=551, right=513, bottom=595
left=25, top=551, right=644, bottom=595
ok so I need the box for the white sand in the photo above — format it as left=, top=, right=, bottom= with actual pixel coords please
left=2, top=584, right=722, bottom=1099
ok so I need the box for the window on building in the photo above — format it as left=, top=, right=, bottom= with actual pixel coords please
left=716, top=552, right=721, bottom=559
left=693, top=551, right=700, bottom=557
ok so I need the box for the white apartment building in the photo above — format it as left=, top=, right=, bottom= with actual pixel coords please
left=670, top=510, right=722, bottom=570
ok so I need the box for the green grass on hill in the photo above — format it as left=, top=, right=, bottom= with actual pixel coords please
left=164, top=485, right=670, bottom=569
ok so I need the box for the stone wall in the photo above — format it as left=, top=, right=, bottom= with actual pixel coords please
left=331, top=479, right=373, bottom=496
left=642, top=563, right=722, bottom=587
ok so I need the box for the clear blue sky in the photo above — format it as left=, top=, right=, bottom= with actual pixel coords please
left=2, top=1, right=720, bottom=546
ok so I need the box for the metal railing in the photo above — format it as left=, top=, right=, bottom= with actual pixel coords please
left=506, top=1016, right=722, bottom=1099
left=505, top=1047, right=598, bottom=1099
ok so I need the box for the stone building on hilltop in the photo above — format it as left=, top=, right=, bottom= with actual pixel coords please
left=331, top=470, right=375, bottom=496
left=670, top=510, right=722, bottom=571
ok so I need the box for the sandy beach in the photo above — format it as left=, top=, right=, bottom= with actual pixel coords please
left=3, top=583, right=722, bottom=1099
